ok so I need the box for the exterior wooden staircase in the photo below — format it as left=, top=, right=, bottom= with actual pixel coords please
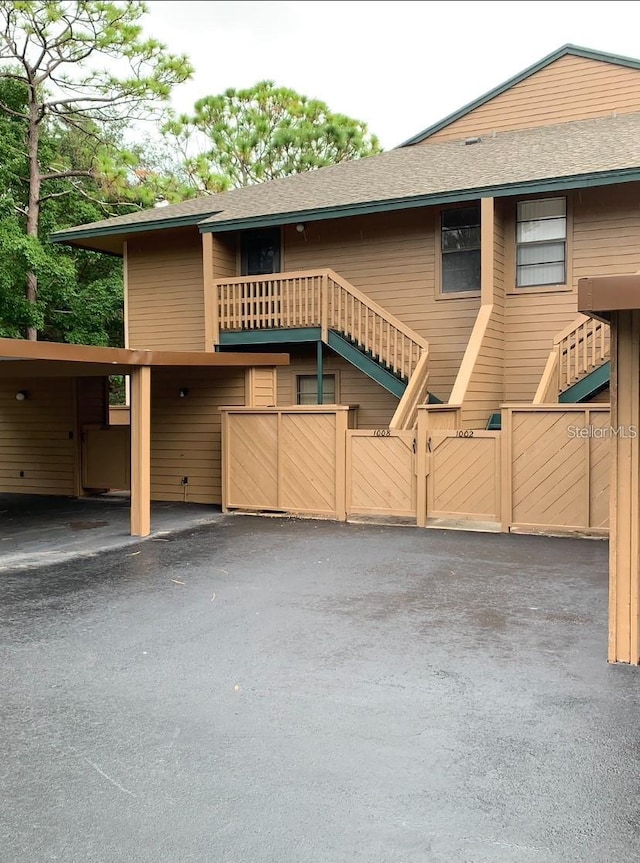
left=213, top=269, right=431, bottom=429
left=534, top=315, right=610, bottom=404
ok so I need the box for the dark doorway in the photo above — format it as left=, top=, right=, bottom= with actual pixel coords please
left=240, top=228, right=282, bottom=276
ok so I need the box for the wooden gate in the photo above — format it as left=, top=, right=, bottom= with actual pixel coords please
left=424, top=430, right=501, bottom=526
left=346, top=430, right=416, bottom=518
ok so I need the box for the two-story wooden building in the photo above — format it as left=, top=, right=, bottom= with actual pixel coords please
left=53, top=45, right=640, bottom=443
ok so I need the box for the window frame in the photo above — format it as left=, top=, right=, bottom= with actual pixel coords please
left=435, top=204, right=482, bottom=300
left=295, top=372, right=338, bottom=406
left=508, top=195, right=572, bottom=294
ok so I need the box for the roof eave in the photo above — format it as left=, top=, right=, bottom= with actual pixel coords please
left=399, top=44, right=640, bottom=147
left=49, top=210, right=220, bottom=247
left=198, top=167, right=640, bottom=234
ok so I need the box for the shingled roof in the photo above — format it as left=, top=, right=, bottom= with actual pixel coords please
left=52, top=111, right=640, bottom=244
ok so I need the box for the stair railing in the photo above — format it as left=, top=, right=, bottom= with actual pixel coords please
left=215, top=269, right=429, bottom=382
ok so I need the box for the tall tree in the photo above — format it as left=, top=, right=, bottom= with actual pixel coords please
left=0, top=1, right=193, bottom=339
left=162, top=80, right=382, bottom=194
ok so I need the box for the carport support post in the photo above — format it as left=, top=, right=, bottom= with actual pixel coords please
left=609, top=311, right=640, bottom=664
left=131, top=365, right=151, bottom=537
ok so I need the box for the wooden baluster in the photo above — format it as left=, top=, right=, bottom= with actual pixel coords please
left=591, top=320, right=596, bottom=368
left=600, top=322, right=605, bottom=360
left=582, top=321, right=587, bottom=373
left=574, top=329, right=579, bottom=381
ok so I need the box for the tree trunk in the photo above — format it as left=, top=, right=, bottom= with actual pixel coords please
left=26, top=87, right=41, bottom=341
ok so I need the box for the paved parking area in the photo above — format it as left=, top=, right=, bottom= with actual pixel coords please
left=0, top=493, right=224, bottom=571
left=0, top=517, right=637, bottom=862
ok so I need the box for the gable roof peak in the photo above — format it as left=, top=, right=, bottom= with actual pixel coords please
left=400, top=44, right=640, bottom=147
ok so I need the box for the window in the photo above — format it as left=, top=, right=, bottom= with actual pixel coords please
left=516, top=198, right=566, bottom=287
left=240, top=228, right=281, bottom=276
left=440, top=206, right=481, bottom=293
left=296, top=374, right=336, bottom=405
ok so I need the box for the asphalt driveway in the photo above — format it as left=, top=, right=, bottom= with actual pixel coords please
left=0, top=517, right=637, bottom=862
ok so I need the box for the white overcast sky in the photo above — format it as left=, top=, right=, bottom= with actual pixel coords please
left=144, top=0, right=640, bottom=148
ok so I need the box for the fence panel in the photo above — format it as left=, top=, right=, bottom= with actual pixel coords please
left=346, top=430, right=416, bottom=518
left=221, top=406, right=354, bottom=518
left=502, top=405, right=610, bottom=534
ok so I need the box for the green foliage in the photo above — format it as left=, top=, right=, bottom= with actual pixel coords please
left=0, top=1, right=193, bottom=341
left=162, top=80, right=382, bottom=193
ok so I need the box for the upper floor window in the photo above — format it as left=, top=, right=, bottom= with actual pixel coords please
left=516, top=198, right=566, bottom=287
left=240, top=228, right=281, bottom=276
left=440, top=205, right=481, bottom=293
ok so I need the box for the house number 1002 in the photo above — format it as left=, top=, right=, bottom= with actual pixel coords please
left=456, top=430, right=474, bottom=437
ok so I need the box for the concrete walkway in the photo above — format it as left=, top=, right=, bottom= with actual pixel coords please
left=0, top=493, right=224, bottom=571
left=0, top=517, right=637, bottom=862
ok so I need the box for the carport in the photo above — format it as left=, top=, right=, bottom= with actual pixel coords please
left=0, top=338, right=287, bottom=538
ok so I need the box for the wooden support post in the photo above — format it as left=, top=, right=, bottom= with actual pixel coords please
left=609, top=311, right=640, bottom=664
left=202, top=232, right=218, bottom=351
left=317, top=340, right=324, bottom=404
left=131, top=365, right=151, bottom=537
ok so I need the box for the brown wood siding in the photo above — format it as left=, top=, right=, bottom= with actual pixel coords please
left=246, top=367, right=277, bottom=406
left=127, top=228, right=205, bottom=351
left=505, top=184, right=640, bottom=401
left=150, top=368, right=245, bottom=504
left=212, top=233, right=237, bottom=278
left=0, top=377, right=75, bottom=495
left=77, top=376, right=108, bottom=427
left=276, top=350, right=398, bottom=429
left=424, top=55, right=640, bottom=143
left=284, top=210, right=479, bottom=401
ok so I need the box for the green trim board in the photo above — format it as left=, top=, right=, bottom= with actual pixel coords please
left=219, top=327, right=321, bottom=346
left=198, top=168, right=640, bottom=235
left=400, top=44, right=640, bottom=147
left=559, top=361, right=610, bottom=403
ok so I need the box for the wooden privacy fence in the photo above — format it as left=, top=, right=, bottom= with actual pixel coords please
left=502, top=404, right=610, bottom=534
left=221, top=404, right=611, bottom=537
left=221, top=406, right=357, bottom=519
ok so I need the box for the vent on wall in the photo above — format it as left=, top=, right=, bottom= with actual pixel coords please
left=464, top=136, right=482, bottom=145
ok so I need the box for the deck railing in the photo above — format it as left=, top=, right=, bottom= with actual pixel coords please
left=215, top=268, right=429, bottom=382
left=555, top=314, right=610, bottom=392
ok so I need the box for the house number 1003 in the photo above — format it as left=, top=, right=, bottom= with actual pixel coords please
left=373, top=429, right=391, bottom=437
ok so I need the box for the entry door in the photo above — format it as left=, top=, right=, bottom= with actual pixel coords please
left=240, top=228, right=281, bottom=275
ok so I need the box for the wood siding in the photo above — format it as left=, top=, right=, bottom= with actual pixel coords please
left=284, top=210, right=479, bottom=401
left=275, top=349, right=399, bottom=429
left=127, top=228, right=206, bottom=351
left=245, top=367, right=277, bottom=407
left=505, top=184, right=640, bottom=402
left=424, top=55, right=640, bottom=143
left=150, top=368, right=245, bottom=504
left=0, top=377, right=75, bottom=495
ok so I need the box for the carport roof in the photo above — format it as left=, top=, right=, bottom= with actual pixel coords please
left=0, top=338, right=288, bottom=376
